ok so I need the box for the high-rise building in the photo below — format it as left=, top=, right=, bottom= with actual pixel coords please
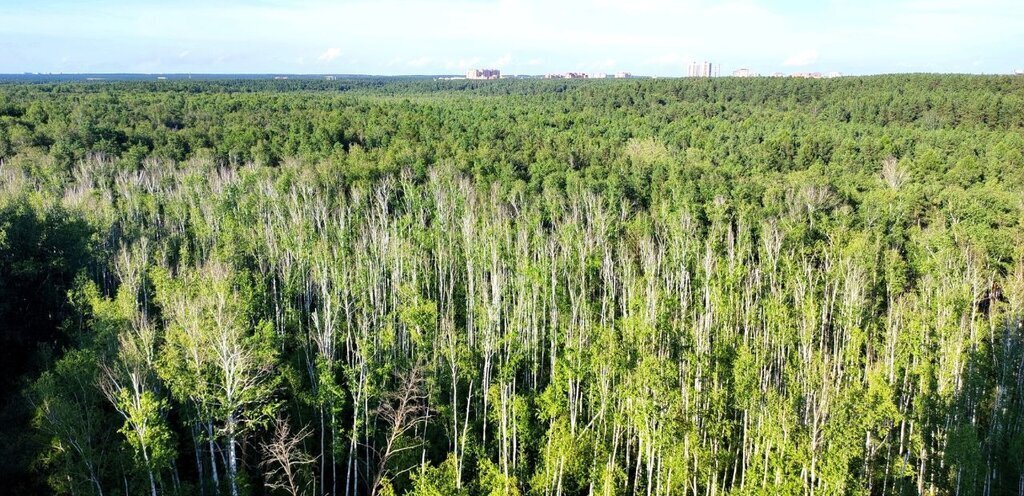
left=688, top=61, right=718, bottom=78
left=467, top=69, right=501, bottom=80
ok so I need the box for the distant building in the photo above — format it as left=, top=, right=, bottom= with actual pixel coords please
left=589, top=72, right=608, bottom=79
left=1016, top=69, right=1024, bottom=76
left=789, top=71, right=841, bottom=79
left=467, top=69, right=501, bottom=80
left=614, top=72, right=632, bottom=78
left=324, top=75, right=337, bottom=81
left=544, top=72, right=588, bottom=79
left=731, top=68, right=756, bottom=78
left=688, top=61, right=719, bottom=78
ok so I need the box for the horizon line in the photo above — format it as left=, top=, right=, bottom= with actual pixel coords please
left=3, top=71, right=1023, bottom=78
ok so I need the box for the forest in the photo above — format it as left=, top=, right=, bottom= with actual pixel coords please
left=0, top=74, right=1022, bottom=495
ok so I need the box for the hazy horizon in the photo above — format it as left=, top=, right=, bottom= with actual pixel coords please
left=2, top=71, right=1021, bottom=78
left=2, top=0, right=1022, bottom=77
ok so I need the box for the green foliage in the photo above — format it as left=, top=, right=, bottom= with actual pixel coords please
left=30, top=349, right=117, bottom=495
left=408, top=455, right=467, bottom=496
left=2, top=75, right=1023, bottom=495
left=477, top=457, right=520, bottom=496
left=113, top=389, right=175, bottom=471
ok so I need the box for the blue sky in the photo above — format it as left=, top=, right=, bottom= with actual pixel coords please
left=1, top=0, right=1021, bottom=76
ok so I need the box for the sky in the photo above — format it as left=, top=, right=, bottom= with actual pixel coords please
left=0, top=0, right=1022, bottom=76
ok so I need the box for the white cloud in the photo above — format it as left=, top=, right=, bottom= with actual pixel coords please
left=491, top=53, right=512, bottom=67
left=407, top=56, right=433, bottom=67
left=783, top=49, right=818, bottom=67
left=644, top=53, right=691, bottom=66
left=590, top=0, right=698, bottom=14
left=317, top=47, right=342, bottom=62
left=444, top=57, right=482, bottom=70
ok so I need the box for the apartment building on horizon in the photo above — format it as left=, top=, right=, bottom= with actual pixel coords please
left=544, top=72, right=589, bottom=79
left=467, top=69, right=501, bottom=80
left=688, top=61, right=720, bottom=78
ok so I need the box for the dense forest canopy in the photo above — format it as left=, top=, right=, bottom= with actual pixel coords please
left=1, top=75, right=1022, bottom=495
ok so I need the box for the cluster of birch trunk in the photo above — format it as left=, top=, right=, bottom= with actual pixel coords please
left=21, top=154, right=1024, bottom=496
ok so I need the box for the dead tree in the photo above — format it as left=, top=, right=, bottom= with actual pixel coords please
left=260, top=418, right=316, bottom=496
left=370, top=367, right=429, bottom=496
